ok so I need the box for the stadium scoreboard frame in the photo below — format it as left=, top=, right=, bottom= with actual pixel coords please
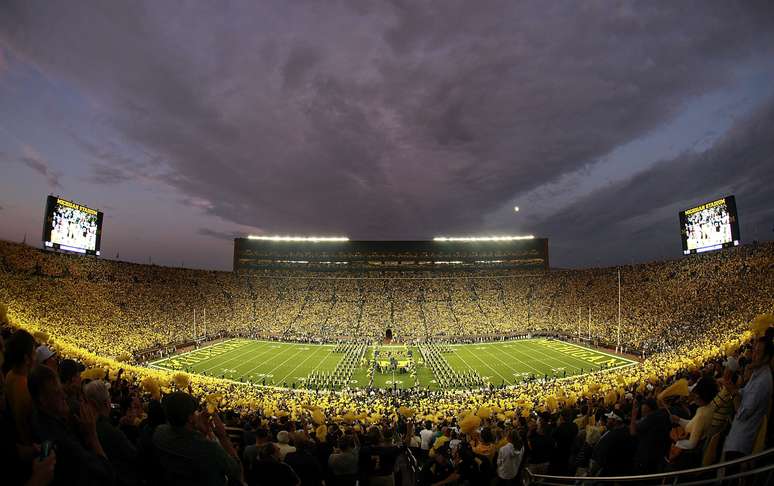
left=42, top=195, right=104, bottom=256
left=679, top=195, right=740, bottom=255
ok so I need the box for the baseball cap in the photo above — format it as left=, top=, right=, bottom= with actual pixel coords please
left=59, top=358, right=86, bottom=383
left=604, top=411, right=622, bottom=422
left=35, top=345, right=57, bottom=364
left=723, top=356, right=739, bottom=372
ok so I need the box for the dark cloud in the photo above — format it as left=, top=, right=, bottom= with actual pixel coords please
left=18, top=145, right=61, bottom=189
left=534, top=95, right=774, bottom=266
left=197, top=228, right=244, bottom=241
left=1, top=0, right=773, bottom=257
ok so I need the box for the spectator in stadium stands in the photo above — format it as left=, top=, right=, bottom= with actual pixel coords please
left=722, top=334, right=773, bottom=460
left=57, top=359, right=84, bottom=413
left=246, top=442, right=300, bottom=486
left=668, top=377, right=718, bottom=468
left=5, top=330, right=36, bottom=445
left=83, top=380, right=139, bottom=486
left=473, top=426, right=497, bottom=462
left=629, top=398, right=671, bottom=474
left=34, top=345, right=57, bottom=373
left=243, top=427, right=271, bottom=471
left=274, top=430, right=296, bottom=460
left=549, top=408, right=578, bottom=475
left=136, top=399, right=165, bottom=486
left=573, top=426, right=600, bottom=476
left=153, top=391, right=241, bottom=486
left=591, top=411, right=635, bottom=476
left=28, top=364, right=115, bottom=485
left=283, top=432, right=324, bottom=486
left=525, top=418, right=552, bottom=475
left=419, top=420, right=435, bottom=453
left=328, top=435, right=359, bottom=485
left=496, top=428, right=524, bottom=485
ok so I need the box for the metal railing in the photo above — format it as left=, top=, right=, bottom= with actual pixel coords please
left=524, top=447, right=774, bottom=485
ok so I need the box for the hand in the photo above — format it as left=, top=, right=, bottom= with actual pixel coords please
left=193, top=411, right=210, bottom=437
left=211, top=413, right=228, bottom=439
left=28, top=451, right=56, bottom=486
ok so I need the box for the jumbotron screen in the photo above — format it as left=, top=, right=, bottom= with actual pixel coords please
left=42, top=196, right=103, bottom=255
left=679, top=195, right=740, bottom=255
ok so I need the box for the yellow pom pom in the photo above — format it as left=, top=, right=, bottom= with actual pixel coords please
left=172, top=372, right=190, bottom=390
left=658, top=378, right=690, bottom=400
left=604, top=390, right=618, bottom=406
left=477, top=406, right=492, bottom=419
left=545, top=395, right=558, bottom=412
left=311, top=408, right=326, bottom=425
left=398, top=406, right=415, bottom=417
left=141, top=376, right=161, bottom=400
left=459, top=414, right=481, bottom=434
left=81, top=367, right=105, bottom=380
left=315, top=424, right=327, bottom=442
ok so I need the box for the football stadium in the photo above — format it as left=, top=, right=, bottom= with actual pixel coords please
left=2, top=3, right=774, bottom=486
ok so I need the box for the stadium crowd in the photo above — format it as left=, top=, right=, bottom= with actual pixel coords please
left=1, top=321, right=772, bottom=485
left=1, top=240, right=772, bottom=357
left=0, top=240, right=773, bottom=484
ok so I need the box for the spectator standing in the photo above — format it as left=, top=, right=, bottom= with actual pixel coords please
left=5, top=330, right=36, bottom=445
left=28, top=364, right=115, bottom=485
left=496, top=429, right=524, bottom=485
left=83, top=380, right=139, bottom=486
left=153, top=391, right=241, bottom=486
left=723, top=335, right=773, bottom=459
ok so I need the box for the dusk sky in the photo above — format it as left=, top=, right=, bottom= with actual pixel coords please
left=1, top=1, right=773, bottom=271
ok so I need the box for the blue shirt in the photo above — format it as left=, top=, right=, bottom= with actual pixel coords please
left=723, top=365, right=772, bottom=455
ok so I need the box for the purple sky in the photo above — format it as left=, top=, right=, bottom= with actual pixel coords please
left=1, top=1, right=773, bottom=270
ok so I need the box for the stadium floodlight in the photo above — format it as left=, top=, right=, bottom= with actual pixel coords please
left=513, top=206, right=519, bottom=212
left=433, top=235, right=535, bottom=242
left=247, top=235, right=349, bottom=242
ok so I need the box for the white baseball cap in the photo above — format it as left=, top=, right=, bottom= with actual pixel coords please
left=35, top=345, right=57, bottom=364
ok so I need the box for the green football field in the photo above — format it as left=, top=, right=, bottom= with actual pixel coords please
left=148, top=338, right=636, bottom=390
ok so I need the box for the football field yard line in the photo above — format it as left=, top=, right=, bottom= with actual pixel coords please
left=238, top=342, right=304, bottom=378
left=515, top=341, right=593, bottom=372
left=448, top=348, right=477, bottom=373
left=153, top=341, right=255, bottom=372
left=195, top=341, right=267, bottom=375
left=277, top=345, right=333, bottom=383
left=201, top=341, right=276, bottom=374
left=476, top=346, right=532, bottom=381
left=261, top=344, right=313, bottom=379
left=530, top=341, right=609, bottom=374
left=233, top=342, right=284, bottom=377
left=154, top=340, right=247, bottom=369
left=306, top=349, right=344, bottom=376
left=529, top=339, right=634, bottom=372
left=545, top=339, right=637, bottom=364
left=511, top=342, right=584, bottom=373
left=148, top=338, right=235, bottom=366
left=482, top=344, right=544, bottom=377
left=461, top=347, right=511, bottom=383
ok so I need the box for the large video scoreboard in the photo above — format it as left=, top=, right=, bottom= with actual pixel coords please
left=42, top=196, right=104, bottom=256
left=679, top=195, right=740, bottom=255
